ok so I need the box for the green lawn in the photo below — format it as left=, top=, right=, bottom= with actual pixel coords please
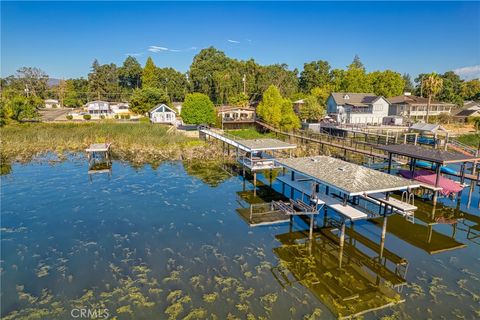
left=226, top=128, right=276, bottom=139
left=456, top=133, right=480, bottom=148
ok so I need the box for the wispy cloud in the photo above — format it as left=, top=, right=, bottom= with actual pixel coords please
left=454, top=65, right=480, bottom=80
left=147, top=45, right=197, bottom=53
left=227, top=39, right=241, bottom=44
left=148, top=45, right=169, bottom=53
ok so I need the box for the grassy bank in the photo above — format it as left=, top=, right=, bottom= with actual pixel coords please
left=226, top=128, right=276, bottom=139
left=1, top=122, right=220, bottom=164
left=457, top=133, right=480, bottom=148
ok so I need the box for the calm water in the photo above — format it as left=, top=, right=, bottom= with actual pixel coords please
left=1, top=156, right=479, bottom=319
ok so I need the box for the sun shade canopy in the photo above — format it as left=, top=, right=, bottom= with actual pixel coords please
left=377, top=144, right=480, bottom=164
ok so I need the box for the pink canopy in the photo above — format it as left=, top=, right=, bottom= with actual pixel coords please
left=398, top=169, right=463, bottom=196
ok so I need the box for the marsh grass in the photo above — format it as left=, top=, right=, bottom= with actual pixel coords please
left=1, top=122, right=219, bottom=164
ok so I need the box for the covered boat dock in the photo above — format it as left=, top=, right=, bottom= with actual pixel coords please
left=378, top=144, right=480, bottom=204
left=274, top=156, right=420, bottom=250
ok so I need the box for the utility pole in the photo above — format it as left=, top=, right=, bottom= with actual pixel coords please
left=242, top=74, right=246, bottom=95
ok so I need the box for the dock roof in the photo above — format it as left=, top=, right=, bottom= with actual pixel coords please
left=238, top=138, right=296, bottom=151
left=377, top=144, right=480, bottom=164
left=275, top=156, right=419, bottom=196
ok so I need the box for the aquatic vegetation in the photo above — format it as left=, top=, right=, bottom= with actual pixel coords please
left=202, top=292, right=219, bottom=303
left=163, top=270, right=181, bottom=283
left=183, top=308, right=208, bottom=319
left=303, top=308, right=322, bottom=320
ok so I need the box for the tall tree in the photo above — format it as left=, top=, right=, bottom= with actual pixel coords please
left=119, top=56, right=142, bottom=89
left=129, top=87, right=170, bottom=115
left=299, top=60, right=331, bottom=93
left=438, top=71, right=463, bottom=106
left=299, top=95, right=325, bottom=122
left=88, top=60, right=120, bottom=101
left=349, top=54, right=365, bottom=71
left=257, top=64, right=298, bottom=98
left=256, top=85, right=283, bottom=128
left=461, top=79, right=480, bottom=100
left=142, top=57, right=158, bottom=88
left=157, top=67, right=189, bottom=101
left=402, top=73, right=415, bottom=93
left=15, top=67, right=49, bottom=98
left=422, top=73, right=443, bottom=123
left=369, top=70, right=405, bottom=97
left=280, top=99, right=301, bottom=131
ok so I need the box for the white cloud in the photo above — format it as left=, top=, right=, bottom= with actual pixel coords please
left=147, top=45, right=197, bottom=53
left=454, top=65, right=480, bottom=80
left=227, top=39, right=240, bottom=44
left=148, top=45, right=169, bottom=53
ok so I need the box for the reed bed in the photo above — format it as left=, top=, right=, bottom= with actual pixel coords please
left=1, top=122, right=220, bottom=164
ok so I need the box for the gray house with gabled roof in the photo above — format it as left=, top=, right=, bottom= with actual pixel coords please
left=327, top=92, right=390, bottom=125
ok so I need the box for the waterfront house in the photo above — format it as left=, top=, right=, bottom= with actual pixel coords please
left=45, top=99, right=60, bottom=108
left=86, top=100, right=111, bottom=115
left=326, top=93, right=390, bottom=125
left=453, top=101, right=480, bottom=122
left=217, top=105, right=256, bottom=129
left=149, top=103, right=176, bottom=124
left=110, top=102, right=130, bottom=115
left=388, top=93, right=455, bottom=121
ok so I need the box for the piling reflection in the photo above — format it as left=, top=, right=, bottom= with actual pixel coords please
left=272, top=227, right=406, bottom=319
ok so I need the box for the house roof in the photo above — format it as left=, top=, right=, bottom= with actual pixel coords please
left=293, top=99, right=305, bottom=104
left=455, top=109, right=480, bottom=117
left=388, top=95, right=455, bottom=106
left=217, top=105, right=255, bottom=112
left=464, top=100, right=480, bottom=109
left=330, top=92, right=384, bottom=107
left=149, top=103, right=177, bottom=114
left=45, top=99, right=59, bottom=103
left=275, top=156, right=419, bottom=196
left=409, top=123, right=446, bottom=133
left=377, top=144, right=480, bottom=164
left=237, top=138, right=296, bottom=151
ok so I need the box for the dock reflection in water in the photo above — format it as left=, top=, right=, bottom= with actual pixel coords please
left=272, top=227, right=406, bottom=319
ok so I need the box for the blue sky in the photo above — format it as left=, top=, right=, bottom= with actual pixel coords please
left=2, top=1, right=479, bottom=80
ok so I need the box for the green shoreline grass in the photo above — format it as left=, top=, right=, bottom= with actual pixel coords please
left=1, top=122, right=219, bottom=165
left=457, top=133, right=480, bottom=148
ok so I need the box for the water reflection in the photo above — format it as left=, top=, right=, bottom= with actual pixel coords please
left=272, top=227, right=405, bottom=319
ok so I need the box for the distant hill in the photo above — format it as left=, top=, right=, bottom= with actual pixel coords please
left=48, top=78, right=61, bottom=87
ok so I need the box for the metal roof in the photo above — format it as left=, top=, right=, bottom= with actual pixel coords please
left=409, top=123, right=445, bottom=132
left=239, top=138, right=296, bottom=151
left=275, top=156, right=419, bottom=196
left=377, top=144, right=480, bottom=164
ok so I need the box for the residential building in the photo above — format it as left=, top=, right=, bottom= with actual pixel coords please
left=293, top=99, right=305, bottom=115
left=85, top=100, right=111, bottom=115
left=326, top=92, right=390, bottom=125
left=217, top=105, right=256, bottom=129
left=149, top=103, right=176, bottom=124
left=454, top=101, right=480, bottom=122
left=388, top=93, right=455, bottom=121
left=45, top=99, right=60, bottom=108
left=110, top=102, right=130, bottom=115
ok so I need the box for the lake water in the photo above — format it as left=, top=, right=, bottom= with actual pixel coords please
left=1, top=156, right=479, bottom=319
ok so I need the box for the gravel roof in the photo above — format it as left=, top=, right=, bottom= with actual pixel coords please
left=276, top=156, right=419, bottom=196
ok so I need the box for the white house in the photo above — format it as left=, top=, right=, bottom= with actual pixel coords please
left=45, top=99, right=60, bottom=108
left=388, top=93, right=455, bottom=121
left=85, top=100, right=111, bottom=115
left=110, top=102, right=130, bottom=115
left=149, top=104, right=176, bottom=124
left=327, top=93, right=390, bottom=125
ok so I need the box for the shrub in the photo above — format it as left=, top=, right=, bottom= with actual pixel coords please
left=125, top=114, right=130, bottom=120
left=66, top=115, right=73, bottom=120
left=83, top=114, right=91, bottom=120
left=114, top=114, right=119, bottom=119
left=100, top=115, right=105, bottom=119
left=181, top=93, right=215, bottom=125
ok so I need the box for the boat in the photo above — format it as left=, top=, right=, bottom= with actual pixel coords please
left=413, top=160, right=457, bottom=175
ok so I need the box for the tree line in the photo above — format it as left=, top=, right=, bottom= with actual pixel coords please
left=1, top=46, right=479, bottom=124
